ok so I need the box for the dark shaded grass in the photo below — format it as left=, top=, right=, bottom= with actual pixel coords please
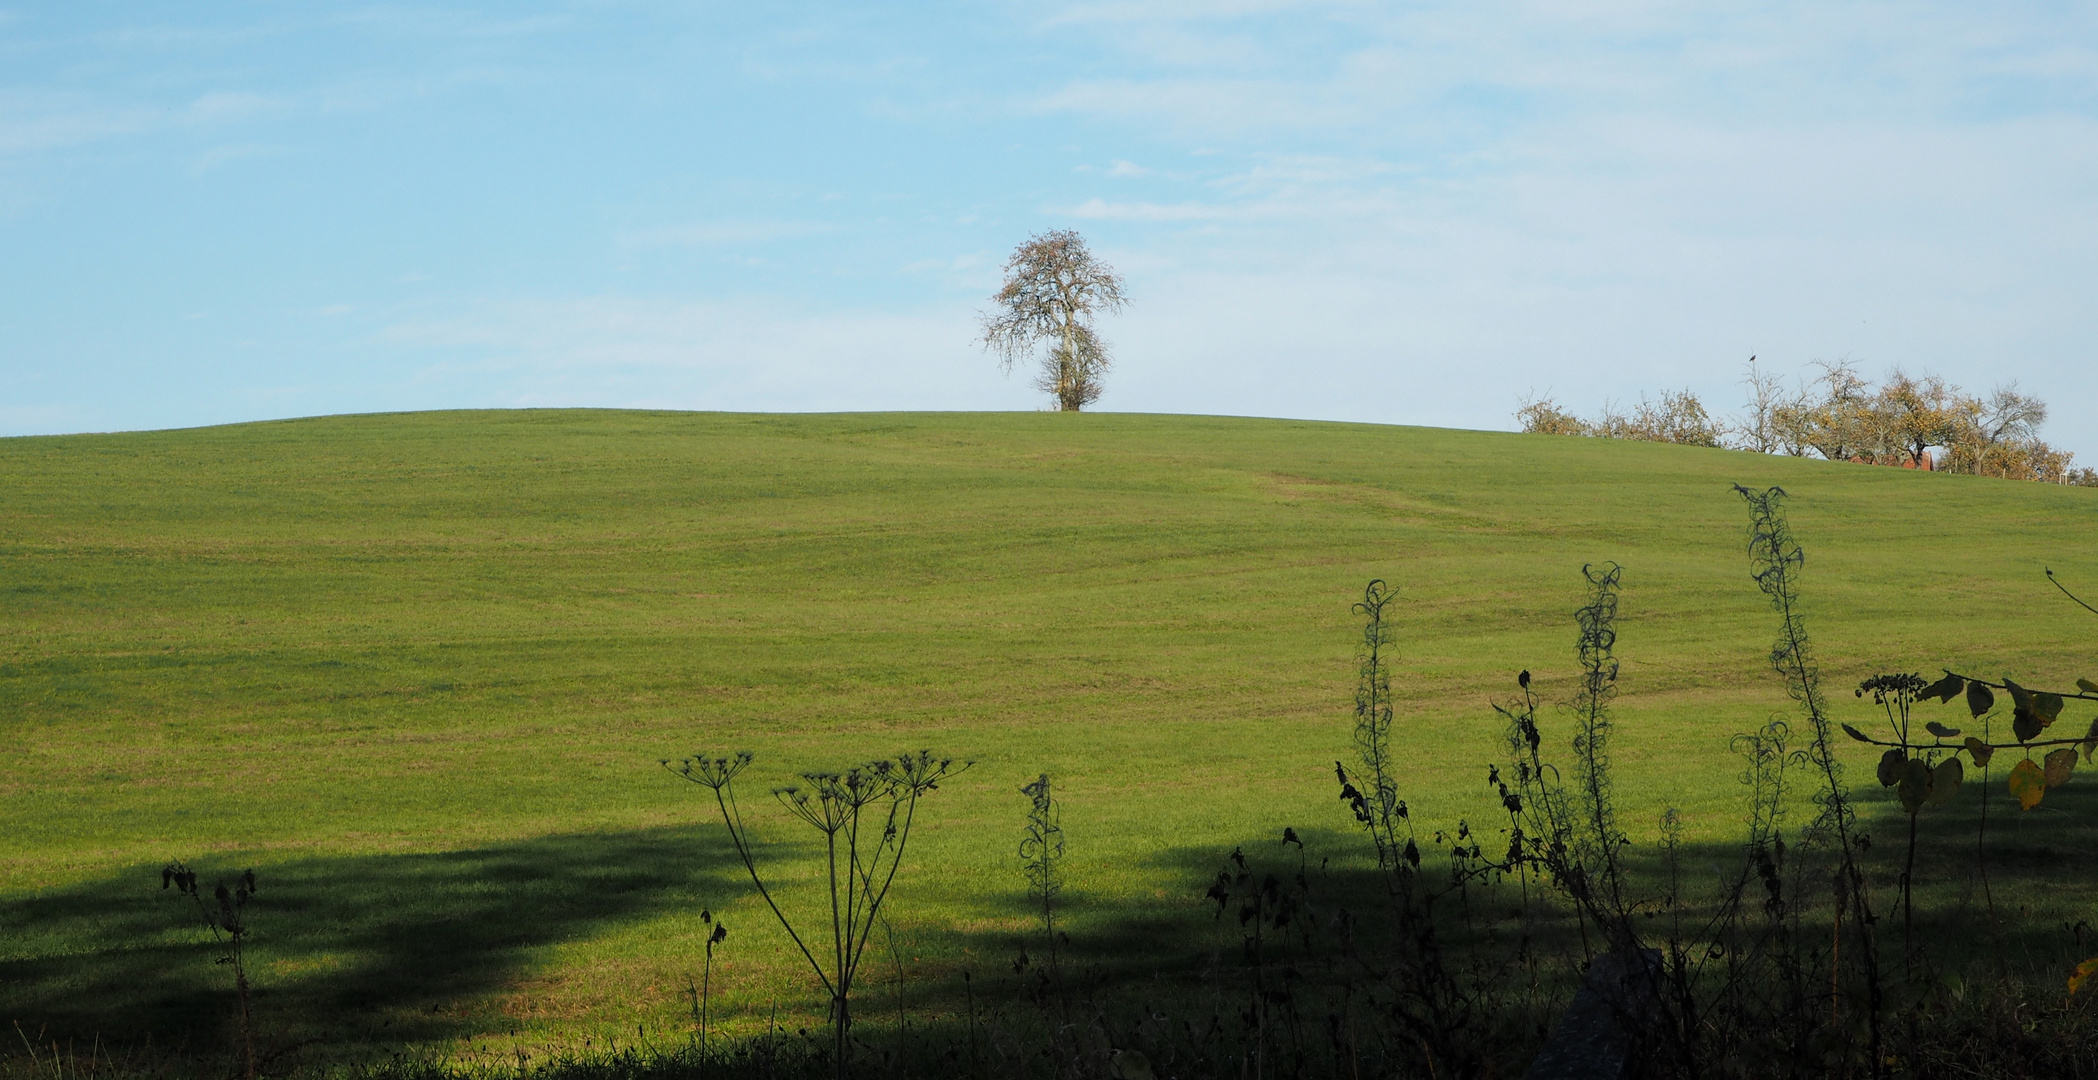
left=7, top=792, right=2097, bottom=1078
left=2, top=829, right=749, bottom=1059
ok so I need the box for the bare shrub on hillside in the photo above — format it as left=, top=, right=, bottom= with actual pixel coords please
left=1530, top=358, right=2086, bottom=483
left=1517, top=392, right=1588, bottom=436
left=1516, top=389, right=1721, bottom=446
left=1620, top=389, right=1723, bottom=447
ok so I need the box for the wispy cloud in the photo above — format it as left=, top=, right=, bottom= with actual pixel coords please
left=0, top=401, right=91, bottom=436
left=182, top=90, right=287, bottom=124
left=187, top=141, right=279, bottom=173
left=1038, top=78, right=1333, bottom=133
left=6, top=2, right=2098, bottom=460
left=1067, top=197, right=1234, bottom=221
left=1044, top=0, right=1363, bottom=27
left=0, top=87, right=290, bottom=159
left=1, top=8, right=543, bottom=165
left=378, top=296, right=1024, bottom=413
left=0, top=92, right=150, bottom=153
left=617, top=220, right=839, bottom=249
left=1032, top=2, right=2098, bottom=144
left=321, top=8, right=573, bottom=41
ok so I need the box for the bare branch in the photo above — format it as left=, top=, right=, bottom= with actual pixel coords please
left=979, top=230, right=1128, bottom=411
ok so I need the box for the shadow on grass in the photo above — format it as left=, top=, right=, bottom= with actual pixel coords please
left=1846, top=764, right=2098, bottom=967
left=0, top=825, right=750, bottom=1057
left=6, top=781, right=2096, bottom=1075
left=1022, top=775, right=2098, bottom=992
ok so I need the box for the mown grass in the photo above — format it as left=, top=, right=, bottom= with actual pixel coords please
left=3, top=409, right=2096, bottom=1068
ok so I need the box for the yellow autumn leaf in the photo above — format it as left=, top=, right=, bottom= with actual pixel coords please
left=2009, top=758, right=2046, bottom=810
left=2070, top=956, right=2098, bottom=997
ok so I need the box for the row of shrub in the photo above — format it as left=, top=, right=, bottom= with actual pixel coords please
left=1518, top=361, right=2097, bottom=486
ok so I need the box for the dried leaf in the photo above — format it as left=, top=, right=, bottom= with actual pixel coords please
left=1878, top=748, right=1908, bottom=788
left=2036, top=692, right=2065, bottom=725
left=2078, top=677, right=2098, bottom=695
left=2009, top=758, right=2046, bottom=810
left=1964, top=737, right=1995, bottom=769
left=1925, top=721, right=1962, bottom=739
left=1929, top=756, right=1963, bottom=804
left=1898, top=758, right=1933, bottom=814
left=1922, top=673, right=1964, bottom=703
left=2083, top=717, right=2098, bottom=764
left=1842, top=723, right=1871, bottom=743
left=2044, top=747, right=2077, bottom=788
left=2071, top=956, right=2098, bottom=997
left=1110, top=1049, right=1156, bottom=1080
left=1967, top=680, right=1995, bottom=718
left=2014, top=705, right=2045, bottom=744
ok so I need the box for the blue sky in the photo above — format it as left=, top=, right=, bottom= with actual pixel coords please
left=5, top=2, right=2096, bottom=458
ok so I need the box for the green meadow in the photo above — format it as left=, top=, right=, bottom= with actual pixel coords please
left=4, top=409, right=2096, bottom=1062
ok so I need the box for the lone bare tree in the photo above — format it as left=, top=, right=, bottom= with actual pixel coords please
left=980, top=230, right=1128, bottom=411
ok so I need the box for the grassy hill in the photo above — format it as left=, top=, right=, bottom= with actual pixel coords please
left=4, top=409, right=2095, bottom=1062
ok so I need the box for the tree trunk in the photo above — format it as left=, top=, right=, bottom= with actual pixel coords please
left=1057, top=283, right=1079, bottom=410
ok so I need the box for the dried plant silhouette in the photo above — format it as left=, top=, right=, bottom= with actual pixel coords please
left=159, top=863, right=258, bottom=1080
left=979, top=230, right=1128, bottom=411
left=666, top=750, right=968, bottom=1079
left=685, top=908, right=728, bottom=1059
left=1017, top=773, right=1065, bottom=967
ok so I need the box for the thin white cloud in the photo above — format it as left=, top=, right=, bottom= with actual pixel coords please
left=378, top=296, right=1031, bottom=413
left=617, top=220, right=839, bottom=249
left=1067, top=197, right=1235, bottom=221
left=0, top=92, right=150, bottom=153
left=0, top=402, right=90, bottom=435
left=318, top=7, right=574, bottom=42
left=182, top=91, right=287, bottom=124
left=1044, top=0, right=1366, bottom=27
left=7, top=1, right=2098, bottom=465
left=1037, top=78, right=1330, bottom=133
left=0, top=88, right=287, bottom=158
left=188, top=142, right=278, bottom=173
left=1032, top=2, right=2098, bottom=144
